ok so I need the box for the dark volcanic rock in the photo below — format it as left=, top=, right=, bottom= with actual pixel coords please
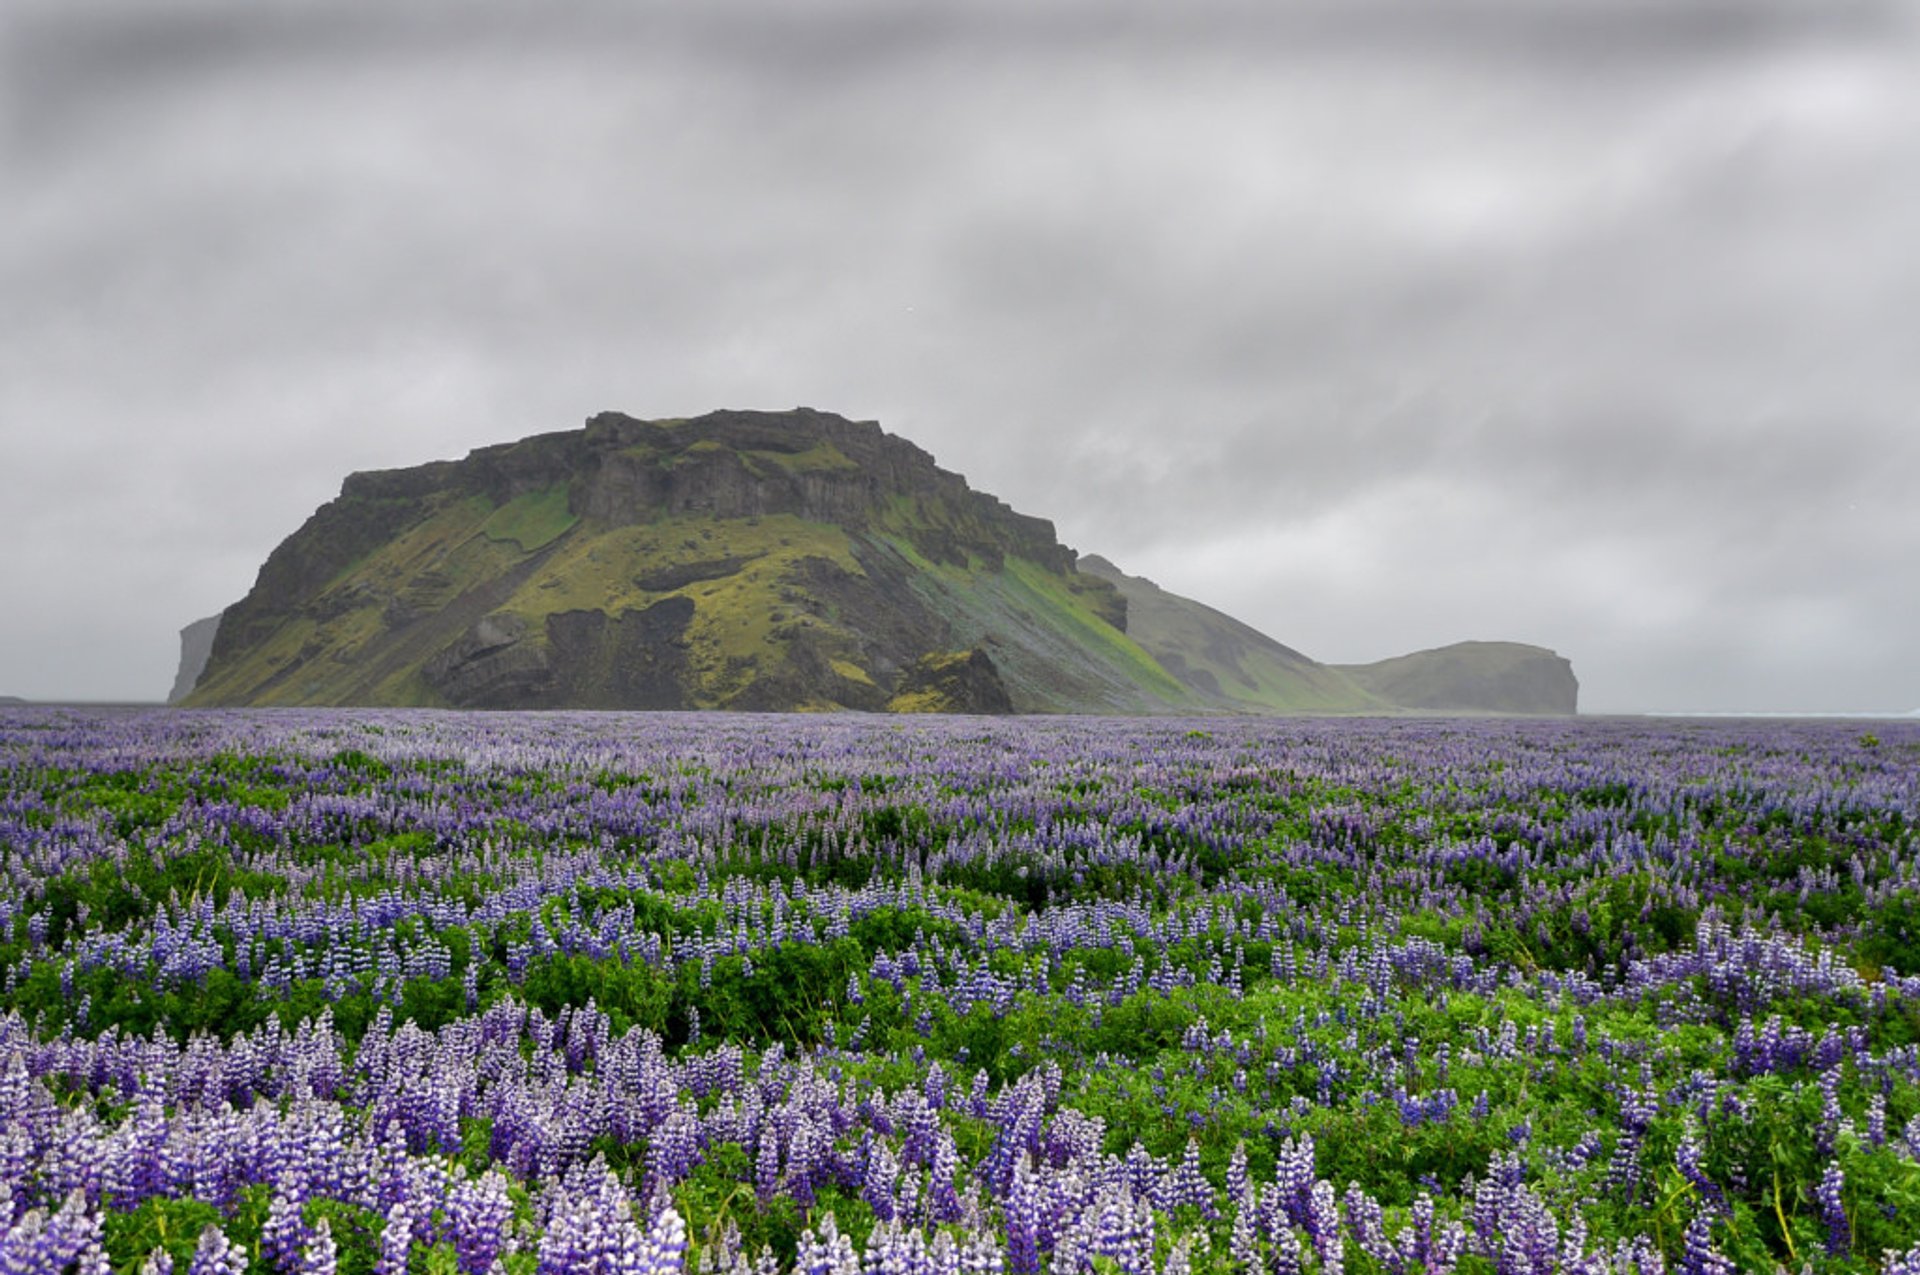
left=423, top=612, right=555, bottom=707
left=891, top=648, right=1015, bottom=715
left=545, top=600, right=697, bottom=709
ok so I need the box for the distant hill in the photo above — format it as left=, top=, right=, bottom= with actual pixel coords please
left=179, top=408, right=1578, bottom=715
left=0, top=696, right=26, bottom=706
left=1337, top=641, right=1579, bottom=716
left=1074, top=556, right=1389, bottom=713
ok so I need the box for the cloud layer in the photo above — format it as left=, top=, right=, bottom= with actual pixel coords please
left=5, top=0, right=1916, bottom=711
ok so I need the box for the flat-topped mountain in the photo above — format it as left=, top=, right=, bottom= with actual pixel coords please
left=181, top=409, right=1578, bottom=715
left=1336, top=641, right=1579, bottom=716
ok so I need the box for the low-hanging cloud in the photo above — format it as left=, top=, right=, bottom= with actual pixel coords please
left=3, top=0, right=1915, bottom=712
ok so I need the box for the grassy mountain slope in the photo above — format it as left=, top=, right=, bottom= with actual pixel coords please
left=185, top=410, right=1204, bottom=714
left=1076, top=556, right=1392, bottom=713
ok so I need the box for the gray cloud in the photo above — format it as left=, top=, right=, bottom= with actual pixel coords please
left=4, top=0, right=1916, bottom=711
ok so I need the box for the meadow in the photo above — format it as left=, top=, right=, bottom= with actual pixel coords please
left=1, top=707, right=1917, bottom=1275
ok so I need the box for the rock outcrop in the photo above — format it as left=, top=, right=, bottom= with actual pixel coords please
left=168, top=615, right=222, bottom=703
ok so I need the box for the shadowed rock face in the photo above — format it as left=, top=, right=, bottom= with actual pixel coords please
left=888, top=648, right=1015, bottom=715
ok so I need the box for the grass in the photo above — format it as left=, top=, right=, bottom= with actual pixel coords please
left=741, top=442, right=861, bottom=478
left=481, top=486, right=578, bottom=552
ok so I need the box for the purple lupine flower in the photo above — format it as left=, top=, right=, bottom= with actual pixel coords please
left=1229, top=1202, right=1263, bottom=1275
left=187, top=1225, right=248, bottom=1275
left=795, top=1215, right=860, bottom=1275
left=262, top=1179, right=311, bottom=1274
left=1675, top=1212, right=1735, bottom=1275
left=448, top=1171, right=515, bottom=1275
left=375, top=1201, right=415, bottom=1275
left=300, top=1218, right=338, bottom=1275
left=1302, top=1180, right=1343, bottom=1275
left=1884, top=1241, right=1920, bottom=1275
left=1674, top=1124, right=1724, bottom=1215
left=637, top=1204, right=687, bottom=1275
left=1816, top=1160, right=1849, bottom=1258
left=1267, top=1221, right=1304, bottom=1275
left=1003, top=1159, right=1042, bottom=1275
left=862, top=1141, right=900, bottom=1225
left=1226, top=1141, right=1251, bottom=1216
left=1342, top=1184, right=1397, bottom=1270
left=754, top=1126, right=781, bottom=1207
left=1164, top=1137, right=1216, bottom=1219
left=1, top=1193, right=111, bottom=1275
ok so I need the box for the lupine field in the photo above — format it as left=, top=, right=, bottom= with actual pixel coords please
left=3, top=710, right=1920, bottom=1275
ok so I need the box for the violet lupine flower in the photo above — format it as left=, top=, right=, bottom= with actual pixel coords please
left=1228, top=1203, right=1263, bottom=1275
left=1226, top=1141, right=1251, bottom=1217
left=795, top=1215, right=860, bottom=1275
left=1162, top=1138, right=1216, bottom=1219
left=300, top=1218, right=338, bottom=1275
left=141, top=1249, right=175, bottom=1275
left=1884, top=1241, right=1920, bottom=1275
left=187, top=1225, right=247, bottom=1275
left=262, top=1179, right=311, bottom=1274
left=929, top=1129, right=965, bottom=1224
left=1266, top=1221, right=1304, bottom=1275
left=448, top=1171, right=516, bottom=1275
left=375, top=1201, right=415, bottom=1275
left=1674, top=1124, right=1724, bottom=1216
left=1089, top=1187, right=1155, bottom=1275
left=636, top=1205, right=687, bottom=1275
left=0, top=1193, right=110, bottom=1275
left=1396, top=1192, right=1439, bottom=1273
left=1342, top=1184, right=1398, bottom=1271
left=1492, top=1185, right=1559, bottom=1275
left=1003, top=1159, right=1042, bottom=1275
left=862, top=1141, right=900, bottom=1225
left=1816, top=1160, right=1849, bottom=1258
left=1302, top=1180, right=1343, bottom=1275
left=1674, top=1212, right=1735, bottom=1275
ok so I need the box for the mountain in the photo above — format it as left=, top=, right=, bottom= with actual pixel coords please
left=179, top=408, right=1579, bottom=716
left=184, top=409, right=1196, bottom=713
left=1074, top=558, right=1576, bottom=716
left=1336, top=641, right=1579, bottom=716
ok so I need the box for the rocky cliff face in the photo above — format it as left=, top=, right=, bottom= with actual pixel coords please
left=168, top=616, right=222, bottom=704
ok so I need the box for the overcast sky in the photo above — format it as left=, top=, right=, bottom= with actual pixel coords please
left=4, top=0, right=1916, bottom=713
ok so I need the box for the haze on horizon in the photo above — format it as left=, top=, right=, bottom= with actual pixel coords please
left=4, top=0, right=1916, bottom=715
